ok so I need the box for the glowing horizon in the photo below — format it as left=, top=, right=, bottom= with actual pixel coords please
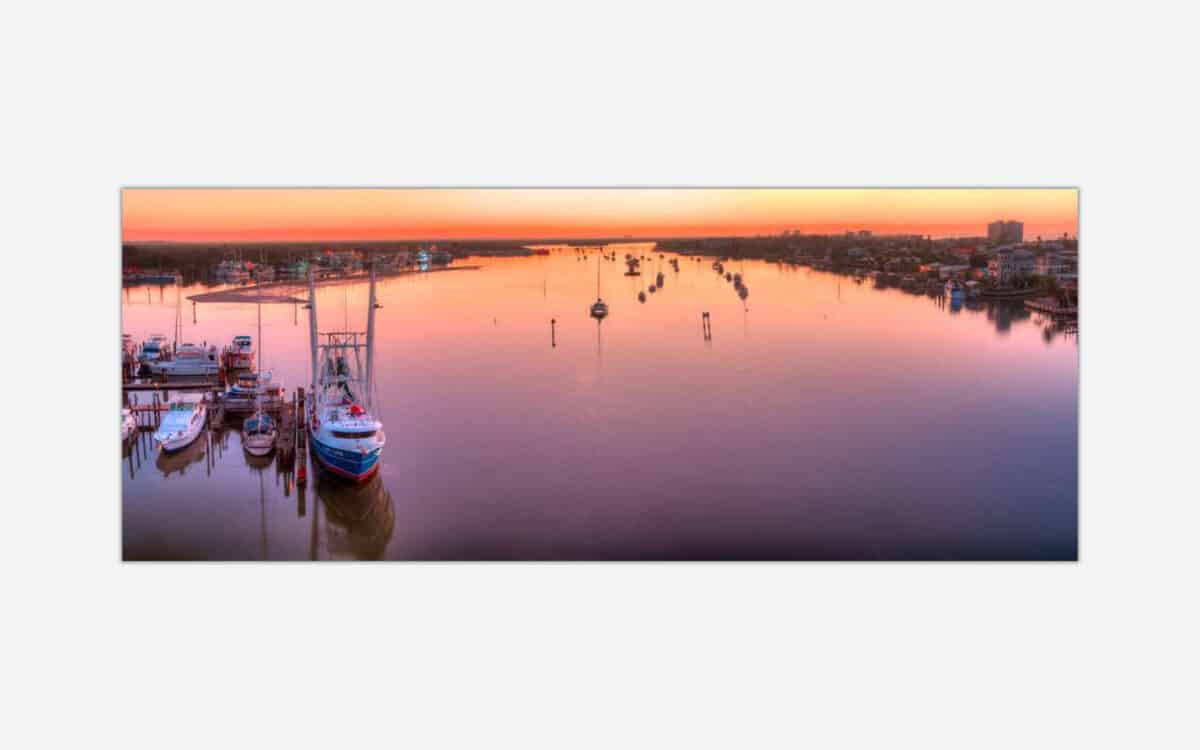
left=122, top=188, right=1078, bottom=243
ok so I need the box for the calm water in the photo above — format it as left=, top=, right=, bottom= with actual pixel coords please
left=122, top=245, right=1078, bottom=560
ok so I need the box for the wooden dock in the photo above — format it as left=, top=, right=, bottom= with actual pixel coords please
left=1025, top=297, right=1078, bottom=318
left=123, top=378, right=221, bottom=392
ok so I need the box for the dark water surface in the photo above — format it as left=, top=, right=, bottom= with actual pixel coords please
left=122, top=245, right=1077, bottom=560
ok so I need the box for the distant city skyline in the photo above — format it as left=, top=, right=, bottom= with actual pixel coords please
left=122, top=188, right=1078, bottom=243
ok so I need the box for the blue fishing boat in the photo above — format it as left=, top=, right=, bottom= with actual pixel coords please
left=305, top=260, right=387, bottom=482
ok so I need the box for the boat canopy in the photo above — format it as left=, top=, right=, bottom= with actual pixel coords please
left=245, top=415, right=275, bottom=432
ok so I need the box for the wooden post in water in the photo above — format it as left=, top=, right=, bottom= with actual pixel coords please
left=296, top=387, right=307, bottom=487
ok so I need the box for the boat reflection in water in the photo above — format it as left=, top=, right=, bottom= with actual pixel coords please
left=155, top=431, right=208, bottom=478
left=314, top=467, right=395, bottom=560
left=243, top=447, right=274, bottom=473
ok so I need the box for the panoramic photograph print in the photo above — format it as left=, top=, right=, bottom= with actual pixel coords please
left=120, top=188, right=1079, bottom=561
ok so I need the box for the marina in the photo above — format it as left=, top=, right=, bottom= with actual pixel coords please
left=123, top=244, right=1078, bottom=560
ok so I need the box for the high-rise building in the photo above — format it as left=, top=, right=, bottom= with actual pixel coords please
left=988, top=220, right=1023, bottom=244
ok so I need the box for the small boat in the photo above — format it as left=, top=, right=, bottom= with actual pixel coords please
left=589, top=256, right=608, bottom=319
left=222, top=370, right=264, bottom=413
left=152, top=395, right=207, bottom=452
left=964, top=280, right=982, bottom=299
left=638, top=291, right=646, bottom=303
left=945, top=279, right=966, bottom=300
left=138, top=334, right=169, bottom=365
left=150, top=343, right=220, bottom=377
left=242, top=410, right=278, bottom=457
left=214, top=259, right=251, bottom=283
left=225, top=335, right=255, bottom=370
left=121, top=408, right=137, bottom=441
left=725, top=272, right=732, bottom=282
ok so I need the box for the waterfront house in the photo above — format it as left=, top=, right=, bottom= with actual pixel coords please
left=1034, top=253, right=1076, bottom=281
left=988, top=248, right=1035, bottom=283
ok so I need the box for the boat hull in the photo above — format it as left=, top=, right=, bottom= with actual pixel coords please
left=152, top=362, right=220, bottom=377
left=310, top=434, right=382, bottom=482
left=155, top=425, right=204, bottom=453
left=243, top=434, right=277, bottom=457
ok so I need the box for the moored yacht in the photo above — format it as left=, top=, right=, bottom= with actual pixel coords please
left=224, top=335, right=255, bottom=370
left=222, top=370, right=283, bottom=413
left=945, top=279, right=966, bottom=300
left=138, top=334, right=169, bottom=365
left=214, top=258, right=251, bottom=283
left=150, top=343, right=219, bottom=377
left=152, top=395, right=207, bottom=452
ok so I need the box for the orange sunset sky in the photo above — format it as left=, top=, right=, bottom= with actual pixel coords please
left=122, top=188, right=1078, bottom=243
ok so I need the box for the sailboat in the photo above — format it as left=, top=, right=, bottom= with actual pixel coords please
left=306, top=259, right=387, bottom=482
left=242, top=408, right=277, bottom=456
left=242, top=284, right=277, bottom=457
left=589, top=254, right=609, bottom=319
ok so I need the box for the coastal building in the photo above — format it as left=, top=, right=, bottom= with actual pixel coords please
left=988, top=220, right=1024, bottom=244
left=1035, top=253, right=1076, bottom=281
left=988, top=248, right=1035, bottom=282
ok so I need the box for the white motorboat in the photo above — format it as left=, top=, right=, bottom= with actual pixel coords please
left=150, top=343, right=220, bottom=377
left=152, top=395, right=207, bottom=452
left=121, top=408, right=137, bottom=441
left=306, top=261, right=387, bottom=482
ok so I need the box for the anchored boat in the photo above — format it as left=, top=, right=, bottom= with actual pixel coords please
left=305, top=261, right=387, bottom=482
left=590, top=255, right=609, bottom=319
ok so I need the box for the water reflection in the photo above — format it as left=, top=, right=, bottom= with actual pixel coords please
left=123, top=246, right=1077, bottom=561
left=315, top=471, right=395, bottom=561
left=155, top=433, right=208, bottom=478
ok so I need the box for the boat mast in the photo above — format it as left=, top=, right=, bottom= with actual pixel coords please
left=257, top=274, right=263, bottom=371
left=307, top=266, right=319, bottom=393
left=365, top=256, right=377, bottom=411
